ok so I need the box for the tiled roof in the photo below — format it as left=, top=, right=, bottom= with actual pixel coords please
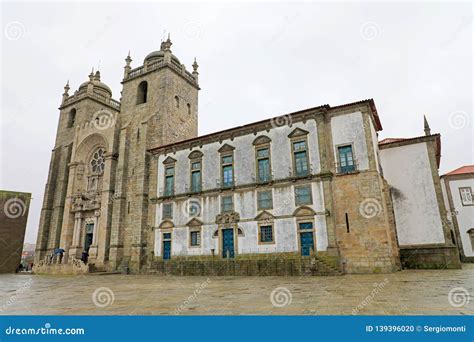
left=443, top=165, right=474, bottom=176
left=150, top=99, right=382, bottom=153
left=378, top=134, right=441, bottom=168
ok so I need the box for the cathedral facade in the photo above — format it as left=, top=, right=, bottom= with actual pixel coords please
left=35, top=39, right=461, bottom=274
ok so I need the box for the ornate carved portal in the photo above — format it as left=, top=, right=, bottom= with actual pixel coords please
left=215, top=211, right=240, bottom=258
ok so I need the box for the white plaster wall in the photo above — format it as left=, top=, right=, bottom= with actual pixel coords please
left=379, top=142, right=445, bottom=246
left=156, top=120, right=321, bottom=195
left=153, top=182, right=329, bottom=256
left=369, top=120, right=380, bottom=172
left=447, top=178, right=474, bottom=257
left=331, top=111, right=369, bottom=171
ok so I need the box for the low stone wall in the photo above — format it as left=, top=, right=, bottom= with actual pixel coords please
left=400, top=245, right=461, bottom=269
left=33, top=258, right=89, bottom=275
left=148, top=255, right=342, bottom=276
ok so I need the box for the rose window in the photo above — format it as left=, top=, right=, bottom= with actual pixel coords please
left=90, top=148, right=105, bottom=174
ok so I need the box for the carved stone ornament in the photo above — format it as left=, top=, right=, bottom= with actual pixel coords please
left=215, top=211, right=240, bottom=224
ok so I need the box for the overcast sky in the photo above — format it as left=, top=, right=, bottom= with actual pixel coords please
left=1, top=1, right=472, bottom=243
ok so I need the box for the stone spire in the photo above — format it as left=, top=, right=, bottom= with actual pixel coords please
left=192, top=57, right=199, bottom=82
left=424, top=115, right=431, bottom=136
left=161, top=33, right=172, bottom=51
left=94, top=70, right=101, bottom=81
left=87, top=68, right=94, bottom=93
left=62, top=80, right=70, bottom=102
left=124, top=51, right=132, bottom=78
left=162, top=34, right=173, bottom=63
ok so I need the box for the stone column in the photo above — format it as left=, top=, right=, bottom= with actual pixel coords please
left=88, top=210, right=100, bottom=261
left=315, top=113, right=338, bottom=256
left=68, top=212, right=83, bottom=260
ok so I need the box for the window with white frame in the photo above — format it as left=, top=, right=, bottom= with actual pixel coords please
left=459, top=187, right=473, bottom=206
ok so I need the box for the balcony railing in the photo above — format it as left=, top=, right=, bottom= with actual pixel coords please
left=335, top=159, right=359, bottom=174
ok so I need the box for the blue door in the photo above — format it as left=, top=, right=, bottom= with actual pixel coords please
left=163, top=241, right=171, bottom=260
left=222, top=229, right=235, bottom=258
left=300, top=232, right=314, bottom=256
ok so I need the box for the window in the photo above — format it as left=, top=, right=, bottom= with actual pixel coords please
left=295, top=185, right=312, bottom=205
left=90, top=147, right=105, bottom=174
left=221, top=155, right=234, bottom=188
left=163, top=233, right=171, bottom=240
left=162, top=203, right=173, bottom=219
left=469, top=229, right=474, bottom=251
left=459, top=187, right=473, bottom=206
left=256, top=148, right=271, bottom=182
left=187, top=103, right=191, bottom=115
left=337, top=145, right=355, bottom=173
left=259, top=225, right=274, bottom=243
left=190, top=161, right=202, bottom=192
left=190, top=231, right=201, bottom=247
left=137, top=81, right=148, bottom=104
left=221, top=195, right=233, bottom=212
left=292, top=140, right=309, bottom=176
left=299, top=222, right=313, bottom=230
left=67, top=108, right=76, bottom=128
left=164, top=166, right=175, bottom=196
left=175, top=96, right=179, bottom=108
left=257, top=190, right=273, bottom=210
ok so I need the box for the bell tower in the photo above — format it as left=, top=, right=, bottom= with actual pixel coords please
left=108, top=37, right=200, bottom=272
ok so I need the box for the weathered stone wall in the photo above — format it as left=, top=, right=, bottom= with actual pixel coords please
left=0, top=191, right=31, bottom=273
left=111, top=57, right=199, bottom=272
left=148, top=254, right=341, bottom=276
left=331, top=171, right=400, bottom=273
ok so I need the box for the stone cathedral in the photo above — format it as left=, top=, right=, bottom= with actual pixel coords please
left=35, top=38, right=461, bottom=275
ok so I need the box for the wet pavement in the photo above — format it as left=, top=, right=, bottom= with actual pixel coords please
left=0, top=265, right=472, bottom=315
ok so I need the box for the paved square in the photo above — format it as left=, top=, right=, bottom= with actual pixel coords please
left=0, top=265, right=472, bottom=315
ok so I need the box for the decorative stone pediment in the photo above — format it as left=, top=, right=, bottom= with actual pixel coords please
left=215, top=211, right=240, bottom=224
left=255, top=210, right=275, bottom=221
left=163, top=156, right=177, bottom=165
left=188, top=150, right=203, bottom=159
left=252, top=135, right=271, bottom=146
left=218, top=143, right=235, bottom=153
left=293, top=206, right=316, bottom=217
left=288, top=127, right=309, bottom=138
left=158, top=220, right=174, bottom=229
left=71, top=192, right=101, bottom=212
left=186, top=218, right=203, bottom=227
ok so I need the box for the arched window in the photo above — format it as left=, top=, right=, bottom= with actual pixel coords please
left=187, top=103, right=191, bottom=115
left=137, top=81, right=148, bottom=104
left=174, top=96, right=179, bottom=108
left=67, top=108, right=76, bottom=128
left=90, top=147, right=106, bottom=175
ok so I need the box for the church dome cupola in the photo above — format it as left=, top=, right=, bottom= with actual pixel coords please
left=78, top=69, right=113, bottom=98
left=143, top=34, right=181, bottom=65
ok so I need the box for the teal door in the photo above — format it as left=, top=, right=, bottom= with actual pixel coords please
left=222, top=229, right=235, bottom=258
left=300, top=232, right=314, bottom=256
left=163, top=241, right=171, bottom=260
